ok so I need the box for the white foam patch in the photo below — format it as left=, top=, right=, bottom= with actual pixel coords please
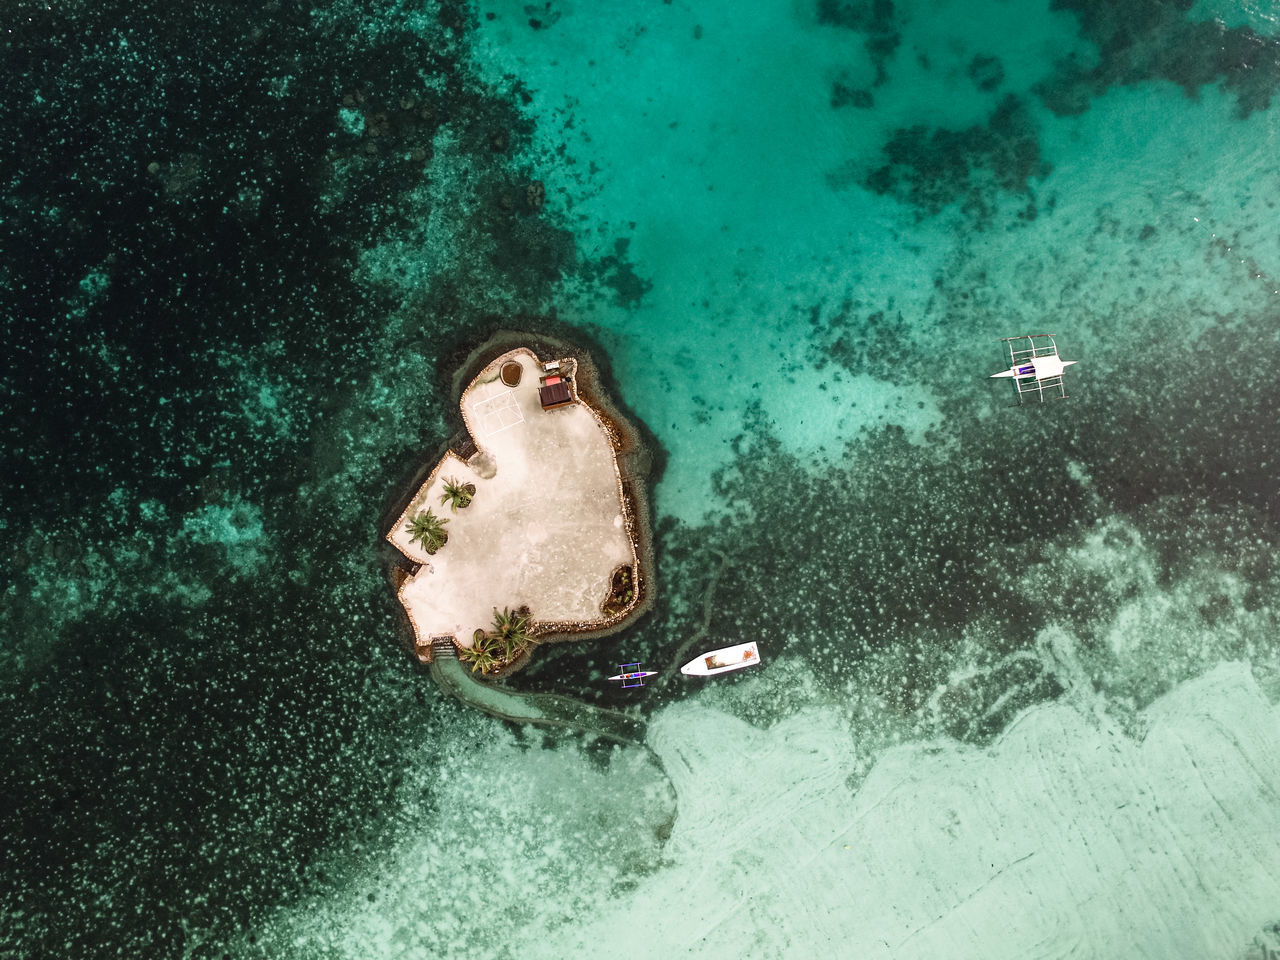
left=554, top=663, right=1280, bottom=958
left=1014, top=505, right=1280, bottom=715
left=251, top=662, right=1280, bottom=959
left=1186, top=0, right=1280, bottom=32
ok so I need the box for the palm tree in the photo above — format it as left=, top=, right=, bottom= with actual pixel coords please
left=457, top=632, right=501, bottom=673
left=406, top=508, right=449, bottom=554
left=439, top=476, right=474, bottom=511
left=491, top=606, right=534, bottom=660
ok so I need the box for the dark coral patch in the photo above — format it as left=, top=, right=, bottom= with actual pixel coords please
left=818, top=0, right=901, bottom=87
left=967, top=54, right=1005, bottom=92
left=818, top=0, right=892, bottom=30
left=580, top=237, right=653, bottom=309
left=806, top=301, right=915, bottom=385
left=855, top=95, right=1048, bottom=222
left=1040, top=0, right=1280, bottom=117
left=832, top=75, right=875, bottom=109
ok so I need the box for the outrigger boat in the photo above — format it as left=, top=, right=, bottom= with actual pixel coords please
left=680, top=641, right=761, bottom=677
left=608, top=663, right=657, bottom=688
left=990, top=333, right=1077, bottom=403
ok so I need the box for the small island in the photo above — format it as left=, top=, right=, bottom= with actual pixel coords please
left=386, top=338, right=653, bottom=676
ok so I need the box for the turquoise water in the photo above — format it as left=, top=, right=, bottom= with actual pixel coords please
left=4, top=0, right=1280, bottom=956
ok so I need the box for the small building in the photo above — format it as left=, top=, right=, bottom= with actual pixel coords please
left=539, top=377, right=573, bottom=410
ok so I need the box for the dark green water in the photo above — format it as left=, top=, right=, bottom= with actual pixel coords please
left=4, top=1, right=1280, bottom=956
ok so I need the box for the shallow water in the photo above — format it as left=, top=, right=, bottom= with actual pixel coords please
left=3, top=1, right=1280, bottom=957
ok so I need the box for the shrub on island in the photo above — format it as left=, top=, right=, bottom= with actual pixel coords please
left=439, top=476, right=475, bottom=511
left=406, top=508, right=449, bottom=554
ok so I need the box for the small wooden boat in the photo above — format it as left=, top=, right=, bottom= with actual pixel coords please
left=989, top=333, right=1078, bottom=403
left=680, top=641, right=761, bottom=677
left=608, top=663, right=656, bottom=688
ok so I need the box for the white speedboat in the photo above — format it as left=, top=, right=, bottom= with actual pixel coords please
left=680, top=641, right=761, bottom=676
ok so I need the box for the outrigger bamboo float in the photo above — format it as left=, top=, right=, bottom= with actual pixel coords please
left=680, top=641, right=761, bottom=677
left=989, top=333, right=1078, bottom=403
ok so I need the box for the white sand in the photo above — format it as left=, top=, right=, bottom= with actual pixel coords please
left=389, top=349, right=634, bottom=644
